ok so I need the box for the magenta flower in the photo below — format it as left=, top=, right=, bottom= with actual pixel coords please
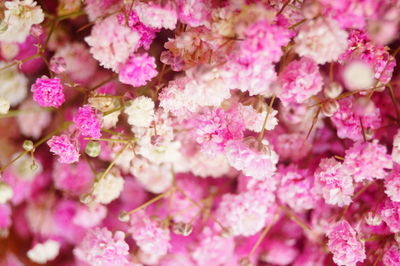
left=73, top=105, right=102, bottom=139
left=31, top=76, right=65, bottom=108
left=47, top=135, right=79, bottom=164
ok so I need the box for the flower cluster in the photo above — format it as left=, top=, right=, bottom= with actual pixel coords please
left=0, top=0, right=399, bottom=265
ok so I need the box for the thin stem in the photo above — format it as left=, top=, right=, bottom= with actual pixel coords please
left=279, top=204, right=312, bottom=234
left=123, top=192, right=168, bottom=216
left=359, top=117, right=367, bottom=142
left=87, top=74, right=118, bottom=92
left=96, top=143, right=130, bottom=182
left=84, top=138, right=132, bottom=143
left=257, top=95, right=276, bottom=144
left=288, top=18, right=307, bottom=30
left=388, top=84, right=400, bottom=126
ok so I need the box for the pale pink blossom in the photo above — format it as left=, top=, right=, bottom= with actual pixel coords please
left=47, top=135, right=80, bottom=164
left=383, top=245, right=400, bottom=266
left=385, top=169, right=400, bottom=202
left=278, top=57, right=323, bottom=105
left=295, top=18, right=348, bottom=64
left=134, top=2, right=178, bottom=30
left=17, top=100, right=51, bottom=139
left=52, top=161, right=94, bottom=195
left=85, top=15, right=140, bottom=71
left=74, top=227, right=130, bottom=266
left=314, top=158, right=354, bottom=207
left=381, top=199, right=400, bottom=233
left=327, top=220, right=366, bottom=266
left=129, top=210, right=171, bottom=259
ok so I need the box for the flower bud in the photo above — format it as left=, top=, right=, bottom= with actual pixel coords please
left=85, top=141, right=101, bottom=158
left=30, top=24, right=43, bottom=38
left=321, top=99, right=339, bottom=117
left=49, top=56, right=67, bottom=74
left=23, top=140, right=34, bottom=151
left=324, top=82, right=343, bottom=99
left=0, top=97, right=10, bottom=114
left=118, top=211, right=130, bottom=222
left=172, top=222, right=193, bottom=236
left=365, top=212, right=382, bottom=226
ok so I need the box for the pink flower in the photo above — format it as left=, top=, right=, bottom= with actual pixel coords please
left=128, top=210, right=170, bottom=259
left=314, top=158, right=354, bottom=207
left=47, top=135, right=80, bottom=164
left=52, top=161, right=94, bottom=195
left=31, top=76, right=65, bottom=108
left=85, top=15, right=140, bottom=71
left=331, top=97, right=381, bottom=141
left=383, top=245, right=400, bottom=266
left=278, top=57, right=323, bottom=105
left=385, top=169, right=400, bottom=202
left=381, top=199, right=400, bottom=233
left=133, top=2, right=178, bottom=30
left=74, top=227, right=130, bottom=266
left=277, top=165, right=317, bottom=212
left=295, top=18, right=348, bottom=65
left=119, top=54, right=158, bottom=87
left=190, top=108, right=245, bottom=154
left=73, top=105, right=102, bottom=138
left=215, top=189, right=275, bottom=236
left=327, top=220, right=366, bottom=266
left=0, top=204, right=12, bottom=230
left=225, top=138, right=278, bottom=180
left=343, top=140, right=393, bottom=183
left=176, top=0, right=211, bottom=27
left=192, top=227, right=235, bottom=266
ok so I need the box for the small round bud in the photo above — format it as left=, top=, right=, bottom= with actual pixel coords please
left=118, top=211, right=130, bottom=222
left=85, top=141, right=101, bottom=158
left=239, top=257, right=251, bottom=266
left=0, top=97, right=10, bottom=114
left=23, top=140, right=34, bottom=151
left=172, top=222, right=193, bottom=236
left=343, top=61, right=374, bottom=91
left=30, top=161, right=38, bottom=171
left=365, top=212, right=382, bottom=226
left=29, top=24, right=43, bottom=38
left=321, top=99, right=339, bottom=117
left=0, top=21, right=8, bottom=33
left=302, top=0, right=321, bottom=19
left=80, top=193, right=94, bottom=205
left=324, top=82, right=343, bottom=99
left=0, top=181, right=13, bottom=204
left=49, top=56, right=67, bottom=74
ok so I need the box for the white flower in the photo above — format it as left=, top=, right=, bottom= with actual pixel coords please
left=343, top=61, right=375, bottom=90
left=0, top=0, right=45, bottom=43
left=124, top=96, right=155, bottom=128
left=92, top=172, right=124, bottom=204
left=27, top=240, right=60, bottom=264
left=0, top=62, right=28, bottom=106
left=0, top=181, right=13, bottom=204
left=295, top=18, right=348, bottom=65
left=0, top=97, right=10, bottom=114
left=138, top=141, right=182, bottom=165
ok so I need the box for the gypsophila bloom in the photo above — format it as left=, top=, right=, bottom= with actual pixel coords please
left=385, top=169, right=400, bottom=202
left=215, top=189, right=275, bottom=236
left=119, top=54, right=158, bottom=87
left=278, top=57, right=323, bottom=105
left=47, top=135, right=80, bottom=164
left=343, top=140, right=393, bottom=183
left=327, top=220, right=366, bottom=266
left=74, top=227, right=130, bottom=266
left=381, top=199, right=400, bottom=233
left=73, top=105, right=102, bottom=138
left=85, top=15, right=140, bottom=71
left=277, top=165, right=317, bottom=212
left=133, top=2, right=178, bottom=30
left=49, top=56, right=66, bottom=74
left=314, top=158, right=354, bottom=207
left=124, top=96, right=155, bottom=128
left=31, top=76, right=65, bottom=108
left=383, top=245, right=400, bottom=266
left=237, top=103, right=278, bottom=133
left=295, top=18, right=348, bottom=64
left=0, top=182, right=13, bottom=204
left=27, top=240, right=60, bottom=264
left=225, top=138, right=278, bottom=180
left=0, top=0, right=44, bottom=43
left=129, top=210, right=171, bottom=259
left=92, top=172, right=124, bottom=205
left=0, top=61, right=28, bottom=106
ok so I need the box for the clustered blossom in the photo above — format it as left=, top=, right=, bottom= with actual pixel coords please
left=31, top=76, right=65, bottom=108
left=119, top=53, right=158, bottom=87
left=73, top=105, right=102, bottom=139
left=1, top=0, right=400, bottom=265
left=327, top=220, right=366, bottom=266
